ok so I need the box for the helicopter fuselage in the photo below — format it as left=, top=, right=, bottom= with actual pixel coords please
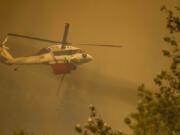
left=1, top=45, right=93, bottom=74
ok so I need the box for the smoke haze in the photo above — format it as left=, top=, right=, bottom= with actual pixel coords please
left=0, top=0, right=178, bottom=135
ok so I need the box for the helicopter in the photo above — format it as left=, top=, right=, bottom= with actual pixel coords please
left=0, top=23, right=122, bottom=75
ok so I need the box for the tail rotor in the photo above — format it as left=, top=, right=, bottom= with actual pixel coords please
left=0, top=36, right=13, bottom=64
left=2, top=36, right=8, bottom=45
left=1, top=36, right=9, bottom=50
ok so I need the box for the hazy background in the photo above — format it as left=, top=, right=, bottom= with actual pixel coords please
left=0, top=0, right=178, bottom=135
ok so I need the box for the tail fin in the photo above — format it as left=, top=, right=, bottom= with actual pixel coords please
left=0, top=37, right=14, bottom=64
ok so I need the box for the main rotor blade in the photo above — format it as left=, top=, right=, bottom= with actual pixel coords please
left=8, top=33, right=61, bottom=44
left=62, top=23, right=69, bottom=44
left=2, top=36, right=8, bottom=45
left=79, top=43, right=122, bottom=48
left=61, top=23, right=70, bottom=48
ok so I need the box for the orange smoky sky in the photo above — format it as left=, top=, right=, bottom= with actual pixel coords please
left=0, top=0, right=178, bottom=135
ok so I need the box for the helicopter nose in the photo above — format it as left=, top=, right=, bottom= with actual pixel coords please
left=87, top=54, right=93, bottom=61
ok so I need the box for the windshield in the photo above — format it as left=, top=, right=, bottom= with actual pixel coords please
left=36, top=48, right=50, bottom=55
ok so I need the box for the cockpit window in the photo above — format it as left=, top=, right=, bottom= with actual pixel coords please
left=53, top=49, right=83, bottom=56
left=76, top=49, right=84, bottom=53
left=36, top=48, right=50, bottom=55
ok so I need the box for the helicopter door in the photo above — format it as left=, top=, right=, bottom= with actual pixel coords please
left=50, top=51, right=73, bottom=74
left=52, top=50, right=70, bottom=63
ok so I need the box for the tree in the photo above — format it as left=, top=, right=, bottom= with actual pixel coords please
left=75, top=104, right=125, bottom=135
left=124, top=5, right=180, bottom=135
left=75, top=3, right=180, bottom=135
